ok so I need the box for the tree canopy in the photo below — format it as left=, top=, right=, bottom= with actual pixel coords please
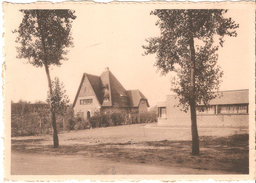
left=143, top=9, right=238, bottom=109
left=143, top=9, right=238, bottom=155
left=14, top=10, right=76, bottom=148
left=14, top=10, right=76, bottom=67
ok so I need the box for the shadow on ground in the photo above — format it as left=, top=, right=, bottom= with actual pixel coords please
left=12, top=133, right=249, bottom=174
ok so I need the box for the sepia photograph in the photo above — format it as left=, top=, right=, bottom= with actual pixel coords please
left=3, top=2, right=255, bottom=181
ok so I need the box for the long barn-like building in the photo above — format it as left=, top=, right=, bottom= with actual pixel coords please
left=73, top=67, right=149, bottom=118
left=158, top=89, right=249, bottom=127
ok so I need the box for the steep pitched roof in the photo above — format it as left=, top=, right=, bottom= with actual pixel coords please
left=86, top=73, right=103, bottom=104
left=73, top=68, right=150, bottom=109
left=127, top=90, right=150, bottom=107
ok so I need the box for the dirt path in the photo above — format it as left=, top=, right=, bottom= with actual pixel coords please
left=11, top=151, right=229, bottom=175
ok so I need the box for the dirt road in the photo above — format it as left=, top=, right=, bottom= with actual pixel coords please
left=11, top=124, right=248, bottom=175
left=11, top=151, right=228, bottom=175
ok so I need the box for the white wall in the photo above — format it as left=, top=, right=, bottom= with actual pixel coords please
left=158, top=95, right=249, bottom=127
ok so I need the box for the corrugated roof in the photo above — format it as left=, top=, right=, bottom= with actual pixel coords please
left=127, top=90, right=150, bottom=107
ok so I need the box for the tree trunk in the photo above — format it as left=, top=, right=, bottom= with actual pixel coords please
left=188, top=11, right=199, bottom=155
left=36, top=11, right=59, bottom=148
left=189, top=98, right=199, bottom=155
left=43, top=59, right=59, bottom=148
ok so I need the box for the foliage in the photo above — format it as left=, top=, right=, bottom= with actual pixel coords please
left=73, top=117, right=91, bottom=131
left=11, top=101, right=51, bottom=136
left=88, top=111, right=156, bottom=128
left=11, top=101, right=75, bottom=137
left=14, top=10, right=76, bottom=147
left=110, top=112, right=126, bottom=126
left=47, top=77, right=70, bottom=115
left=143, top=9, right=238, bottom=155
left=14, top=10, right=76, bottom=67
left=139, top=111, right=158, bottom=123
left=89, top=114, right=102, bottom=128
left=143, top=9, right=238, bottom=110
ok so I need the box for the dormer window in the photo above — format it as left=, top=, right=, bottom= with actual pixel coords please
left=103, top=89, right=110, bottom=102
left=103, top=84, right=109, bottom=90
left=103, top=97, right=109, bottom=102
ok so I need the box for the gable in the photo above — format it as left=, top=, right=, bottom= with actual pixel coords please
left=73, top=73, right=101, bottom=108
left=73, top=68, right=150, bottom=109
left=127, top=90, right=149, bottom=107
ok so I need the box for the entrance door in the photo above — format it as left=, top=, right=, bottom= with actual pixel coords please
left=87, top=111, right=91, bottom=119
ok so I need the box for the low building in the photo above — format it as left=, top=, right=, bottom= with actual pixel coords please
left=73, top=67, right=149, bottom=118
left=158, top=89, right=249, bottom=127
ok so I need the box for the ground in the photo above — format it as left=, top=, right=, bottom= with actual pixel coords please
left=11, top=123, right=249, bottom=175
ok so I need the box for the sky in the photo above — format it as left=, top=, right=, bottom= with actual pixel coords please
left=3, top=3, right=254, bottom=107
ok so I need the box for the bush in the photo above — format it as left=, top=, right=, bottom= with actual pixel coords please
left=139, top=111, right=158, bottom=123
left=89, top=115, right=102, bottom=128
left=101, top=114, right=111, bottom=127
left=88, top=112, right=128, bottom=128
left=66, top=116, right=91, bottom=131
left=110, top=112, right=126, bottom=126
left=67, top=118, right=76, bottom=130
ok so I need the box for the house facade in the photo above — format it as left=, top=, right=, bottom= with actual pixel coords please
left=73, top=67, right=149, bottom=118
left=158, top=89, right=249, bottom=127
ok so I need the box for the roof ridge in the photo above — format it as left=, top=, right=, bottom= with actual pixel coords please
left=217, top=89, right=249, bottom=92
left=85, top=72, right=100, bottom=78
left=72, top=73, right=86, bottom=108
left=166, top=89, right=249, bottom=97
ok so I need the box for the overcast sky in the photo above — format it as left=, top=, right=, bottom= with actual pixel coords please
left=4, top=3, right=254, bottom=107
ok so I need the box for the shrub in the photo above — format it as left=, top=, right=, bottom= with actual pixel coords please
left=65, top=116, right=91, bottom=131
left=89, top=115, right=102, bottom=128
left=139, top=111, right=158, bottom=123
left=110, top=112, right=126, bottom=126
left=101, top=114, right=111, bottom=127
left=67, top=118, right=76, bottom=130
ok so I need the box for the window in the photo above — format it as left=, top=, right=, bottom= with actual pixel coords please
left=238, top=105, right=248, bottom=113
left=103, top=90, right=110, bottom=102
left=197, top=105, right=216, bottom=115
left=103, top=97, right=109, bottom=102
left=218, top=104, right=248, bottom=114
left=159, top=107, right=166, bottom=118
left=80, top=99, right=93, bottom=105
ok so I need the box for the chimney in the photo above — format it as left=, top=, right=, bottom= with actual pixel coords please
left=105, top=67, right=109, bottom=71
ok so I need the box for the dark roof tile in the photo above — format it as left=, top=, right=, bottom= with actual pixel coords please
left=73, top=68, right=149, bottom=109
left=127, top=90, right=149, bottom=107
